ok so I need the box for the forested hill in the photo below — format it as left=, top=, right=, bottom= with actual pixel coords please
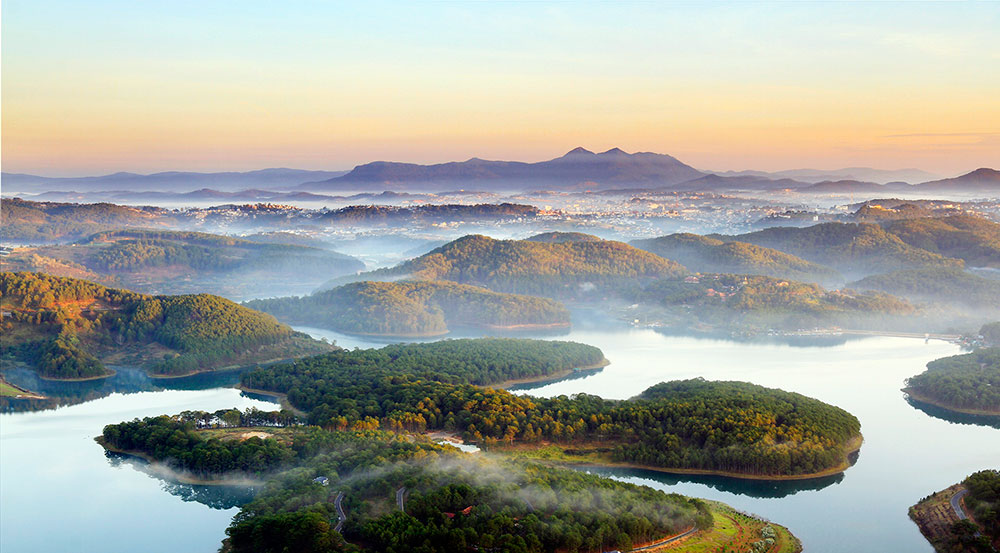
left=241, top=340, right=862, bottom=478
left=630, top=233, right=841, bottom=284
left=849, top=268, right=1000, bottom=311
left=246, top=338, right=605, bottom=388
left=880, top=215, right=1000, bottom=268
left=628, top=273, right=916, bottom=331
left=3, top=229, right=365, bottom=300
left=718, top=222, right=963, bottom=279
left=327, top=234, right=687, bottom=297
left=245, top=281, right=570, bottom=337
left=905, top=347, right=1000, bottom=415
left=0, top=272, right=333, bottom=379
left=79, top=229, right=363, bottom=273
left=0, top=197, right=176, bottom=243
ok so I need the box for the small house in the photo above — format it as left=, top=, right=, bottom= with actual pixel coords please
left=313, top=476, right=329, bottom=486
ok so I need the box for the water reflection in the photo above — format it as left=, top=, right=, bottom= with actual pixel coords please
left=506, top=366, right=606, bottom=392
left=0, top=366, right=276, bottom=413
left=651, top=327, right=861, bottom=348
left=105, top=452, right=258, bottom=510
left=905, top=396, right=1000, bottom=429
left=583, top=465, right=846, bottom=499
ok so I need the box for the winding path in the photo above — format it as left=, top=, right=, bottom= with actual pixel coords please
left=630, top=525, right=698, bottom=552
left=396, top=487, right=406, bottom=513
left=334, top=491, right=346, bottom=533
left=951, top=488, right=969, bottom=520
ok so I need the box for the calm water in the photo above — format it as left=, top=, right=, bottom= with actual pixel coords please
left=511, top=329, right=999, bottom=553
left=0, top=389, right=274, bottom=553
left=2, top=327, right=997, bottom=553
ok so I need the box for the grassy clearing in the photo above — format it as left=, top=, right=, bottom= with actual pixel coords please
left=196, top=426, right=302, bottom=445
left=0, top=380, right=25, bottom=397
left=654, top=502, right=800, bottom=553
left=0, top=377, right=44, bottom=399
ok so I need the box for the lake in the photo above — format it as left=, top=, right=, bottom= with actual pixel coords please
left=1, top=326, right=996, bottom=553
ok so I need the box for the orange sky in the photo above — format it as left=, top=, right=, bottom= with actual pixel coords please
left=2, top=2, right=998, bottom=177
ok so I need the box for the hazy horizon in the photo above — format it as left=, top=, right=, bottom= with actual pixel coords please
left=0, top=146, right=989, bottom=181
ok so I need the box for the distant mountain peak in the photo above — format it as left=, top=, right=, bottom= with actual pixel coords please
left=564, top=147, right=595, bottom=156
left=965, top=167, right=999, bottom=178
left=600, top=147, right=628, bottom=156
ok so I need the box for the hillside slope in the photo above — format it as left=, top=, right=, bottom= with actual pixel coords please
left=246, top=280, right=571, bottom=337
left=631, top=233, right=841, bottom=284
left=327, top=234, right=687, bottom=297
left=882, top=215, right=1000, bottom=268
left=0, top=272, right=333, bottom=378
left=721, top=222, right=963, bottom=279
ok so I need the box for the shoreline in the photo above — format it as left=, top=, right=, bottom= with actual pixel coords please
left=0, top=375, right=47, bottom=399
left=148, top=349, right=334, bottom=380
left=293, top=321, right=572, bottom=340
left=511, top=434, right=864, bottom=482
left=149, top=363, right=250, bottom=380
left=482, top=322, right=572, bottom=331
left=95, top=437, right=266, bottom=486
left=38, top=367, right=116, bottom=382
left=903, top=388, right=1000, bottom=417
left=492, top=358, right=611, bottom=389
left=235, top=384, right=306, bottom=416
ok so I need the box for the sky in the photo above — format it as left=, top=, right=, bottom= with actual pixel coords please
left=2, top=1, right=999, bottom=177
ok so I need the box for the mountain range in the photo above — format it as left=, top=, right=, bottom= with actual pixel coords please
left=295, top=147, right=704, bottom=192
left=711, top=167, right=941, bottom=185
left=1, top=168, right=348, bottom=194
left=3, top=149, right=997, bottom=196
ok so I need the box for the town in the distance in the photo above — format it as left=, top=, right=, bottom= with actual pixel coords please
left=2, top=148, right=999, bottom=553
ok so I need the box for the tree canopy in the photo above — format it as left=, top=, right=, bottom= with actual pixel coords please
left=905, top=347, right=1000, bottom=414
left=0, top=272, right=330, bottom=378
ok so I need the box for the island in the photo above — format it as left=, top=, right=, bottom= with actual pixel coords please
left=0, top=272, right=335, bottom=379
left=904, top=347, right=1000, bottom=416
left=239, top=338, right=863, bottom=480
left=909, top=469, right=999, bottom=553
left=98, top=412, right=803, bottom=553
left=244, top=280, right=572, bottom=337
